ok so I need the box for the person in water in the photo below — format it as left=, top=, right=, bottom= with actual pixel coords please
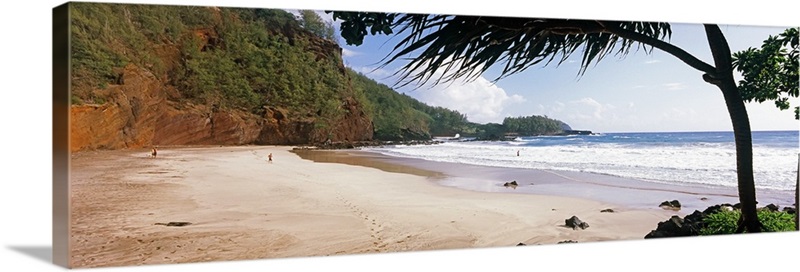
left=268, top=153, right=273, bottom=163
left=151, top=146, right=158, bottom=158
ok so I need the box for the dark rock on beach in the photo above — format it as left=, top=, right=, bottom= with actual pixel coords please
left=503, top=181, right=519, bottom=188
left=565, top=216, right=589, bottom=230
left=155, top=221, right=192, bottom=227
left=517, top=242, right=526, bottom=246
left=659, top=200, right=682, bottom=211
left=600, top=208, right=614, bottom=213
left=644, top=215, right=697, bottom=238
left=557, top=240, right=579, bottom=244
left=731, top=202, right=758, bottom=210
left=764, top=204, right=780, bottom=212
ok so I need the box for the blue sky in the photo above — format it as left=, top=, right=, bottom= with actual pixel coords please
left=296, top=8, right=799, bottom=133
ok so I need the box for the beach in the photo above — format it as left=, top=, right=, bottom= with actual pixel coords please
left=70, top=145, right=717, bottom=268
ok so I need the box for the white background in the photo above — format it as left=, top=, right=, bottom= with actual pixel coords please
left=1, top=0, right=798, bottom=271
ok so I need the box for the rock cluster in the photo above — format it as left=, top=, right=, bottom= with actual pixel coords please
left=565, top=216, right=589, bottom=230
left=645, top=203, right=795, bottom=238
left=659, top=200, right=682, bottom=211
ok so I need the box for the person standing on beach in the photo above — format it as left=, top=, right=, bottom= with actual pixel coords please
left=517, top=150, right=520, bottom=156
left=268, top=153, right=272, bottom=163
left=151, top=146, right=158, bottom=158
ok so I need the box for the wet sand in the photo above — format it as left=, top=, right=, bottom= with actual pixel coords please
left=296, top=149, right=795, bottom=213
left=70, top=146, right=720, bottom=268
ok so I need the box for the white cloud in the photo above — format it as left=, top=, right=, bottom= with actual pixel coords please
left=416, top=77, right=526, bottom=124
left=285, top=9, right=334, bottom=24
left=644, top=59, right=662, bottom=64
left=663, top=82, right=686, bottom=90
left=571, top=97, right=615, bottom=119
left=313, top=10, right=334, bottom=24
left=341, top=48, right=360, bottom=57
left=552, top=101, right=565, bottom=112
left=661, top=107, right=699, bottom=123
left=544, top=98, right=619, bottom=130
left=403, top=57, right=526, bottom=123
left=356, top=66, right=393, bottom=78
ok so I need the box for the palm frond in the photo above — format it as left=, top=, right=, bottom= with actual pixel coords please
left=379, top=16, right=673, bottom=88
left=331, top=11, right=682, bottom=88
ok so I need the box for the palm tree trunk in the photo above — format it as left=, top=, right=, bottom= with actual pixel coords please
left=704, top=24, right=761, bottom=233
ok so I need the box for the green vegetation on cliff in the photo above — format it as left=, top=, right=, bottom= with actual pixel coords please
left=348, top=69, right=487, bottom=140
left=70, top=3, right=361, bottom=130
left=348, top=69, right=571, bottom=140
left=347, top=69, right=430, bottom=140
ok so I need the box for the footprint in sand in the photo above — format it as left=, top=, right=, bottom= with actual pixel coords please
left=335, top=192, right=389, bottom=251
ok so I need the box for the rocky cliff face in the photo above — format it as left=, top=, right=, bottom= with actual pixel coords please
left=70, top=65, right=165, bottom=151
left=70, top=63, right=373, bottom=152
left=68, top=6, right=375, bottom=152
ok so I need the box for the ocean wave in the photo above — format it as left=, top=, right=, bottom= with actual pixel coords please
left=364, top=137, right=797, bottom=191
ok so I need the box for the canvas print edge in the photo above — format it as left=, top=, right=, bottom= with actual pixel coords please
left=54, top=0, right=799, bottom=270
left=53, top=2, right=70, bottom=268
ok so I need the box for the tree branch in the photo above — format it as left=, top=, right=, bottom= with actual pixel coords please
left=603, top=23, right=716, bottom=75
left=475, top=18, right=716, bottom=75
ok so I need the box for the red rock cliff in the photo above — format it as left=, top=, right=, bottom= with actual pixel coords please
left=70, top=64, right=373, bottom=152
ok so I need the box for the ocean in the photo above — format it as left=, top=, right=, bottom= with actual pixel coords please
left=365, top=131, right=799, bottom=192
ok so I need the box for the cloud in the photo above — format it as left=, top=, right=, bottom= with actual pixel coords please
left=544, top=98, right=619, bottom=129
left=663, top=82, right=685, bottom=90
left=356, top=66, right=393, bottom=78
left=416, top=77, right=526, bottom=124
left=285, top=9, right=334, bottom=24
left=661, top=107, right=698, bottom=122
left=313, top=10, right=334, bottom=24
left=402, top=57, right=526, bottom=123
left=341, top=48, right=360, bottom=57
left=572, top=97, right=615, bottom=119
left=644, top=59, right=661, bottom=64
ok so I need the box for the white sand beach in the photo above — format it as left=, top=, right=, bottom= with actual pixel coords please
left=69, top=146, right=677, bottom=268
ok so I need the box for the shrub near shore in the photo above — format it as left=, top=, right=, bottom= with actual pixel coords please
left=646, top=203, right=796, bottom=238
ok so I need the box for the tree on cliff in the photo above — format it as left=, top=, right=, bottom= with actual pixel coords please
left=298, top=10, right=336, bottom=42
left=328, top=12, right=799, bottom=233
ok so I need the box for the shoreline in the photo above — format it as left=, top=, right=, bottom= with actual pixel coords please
left=295, top=148, right=796, bottom=213
left=68, top=145, right=785, bottom=268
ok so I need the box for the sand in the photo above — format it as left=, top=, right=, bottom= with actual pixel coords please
left=68, top=146, right=677, bottom=268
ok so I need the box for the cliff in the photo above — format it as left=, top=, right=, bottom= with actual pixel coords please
left=70, top=64, right=373, bottom=151
left=68, top=4, right=373, bottom=152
